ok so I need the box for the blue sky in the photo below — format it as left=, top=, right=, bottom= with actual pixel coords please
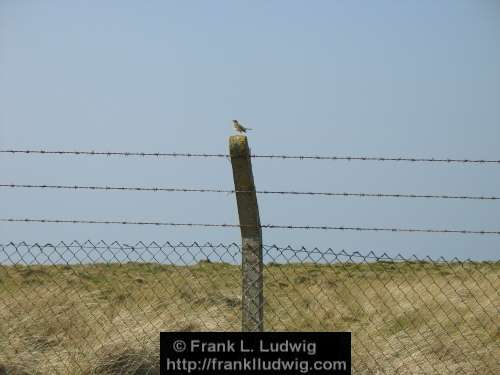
left=1, top=0, right=499, bottom=260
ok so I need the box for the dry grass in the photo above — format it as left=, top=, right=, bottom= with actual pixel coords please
left=0, top=260, right=498, bottom=374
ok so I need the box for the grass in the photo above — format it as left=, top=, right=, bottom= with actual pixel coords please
left=0, top=260, right=498, bottom=374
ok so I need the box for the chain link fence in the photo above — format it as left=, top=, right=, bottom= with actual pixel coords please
left=0, top=241, right=498, bottom=374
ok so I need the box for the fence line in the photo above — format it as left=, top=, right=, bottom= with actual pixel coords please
left=2, top=148, right=499, bottom=164
left=1, top=241, right=498, bottom=374
left=1, top=217, right=499, bottom=235
left=2, top=137, right=499, bottom=374
left=2, top=183, right=499, bottom=201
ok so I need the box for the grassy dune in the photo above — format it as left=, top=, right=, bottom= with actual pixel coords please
left=0, top=260, right=498, bottom=374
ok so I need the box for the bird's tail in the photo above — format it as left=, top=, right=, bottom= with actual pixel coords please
left=246, top=128, right=252, bottom=130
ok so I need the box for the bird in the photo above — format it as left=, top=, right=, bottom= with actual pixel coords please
left=232, top=120, right=252, bottom=134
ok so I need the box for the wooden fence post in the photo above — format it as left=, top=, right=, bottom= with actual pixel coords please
left=229, top=135, right=263, bottom=332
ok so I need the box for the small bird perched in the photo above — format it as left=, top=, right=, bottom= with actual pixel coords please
left=233, top=120, right=252, bottom=134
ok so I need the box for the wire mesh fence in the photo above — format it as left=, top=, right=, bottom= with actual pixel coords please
left=0, top=241, right=498, bottom=375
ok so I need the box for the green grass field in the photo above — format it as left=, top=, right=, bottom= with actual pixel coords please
left=0, top=260, right=498, bottom=374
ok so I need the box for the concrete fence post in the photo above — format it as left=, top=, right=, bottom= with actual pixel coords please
left=229, top=135, right=263, bottom=332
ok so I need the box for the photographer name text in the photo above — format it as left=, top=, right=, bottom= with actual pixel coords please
left=189, top=339, right=317, bottom=355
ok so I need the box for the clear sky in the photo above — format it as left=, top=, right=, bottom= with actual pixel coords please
left=1, top=0, right=499, bottom=261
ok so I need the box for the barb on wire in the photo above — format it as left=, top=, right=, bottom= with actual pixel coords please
left=1, top=218, right=499, bottom=235
left=1, top=149, right=499, bottom=164
left=1, top=183, right=498, bottom=201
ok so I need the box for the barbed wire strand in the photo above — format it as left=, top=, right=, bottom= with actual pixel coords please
left=1, top=149, right=499, bottom=164
left=0, top=150, right=229, bottom=158
left=1, top=218, right=499, bottom=235
left=1, top=183, right=498, bottom=201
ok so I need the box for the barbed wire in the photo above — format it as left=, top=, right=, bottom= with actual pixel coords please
left=1, top=149, right=499, bottom=164
left=0, top=149, right=229, bottom=158
left=1, top=218, right=499, bottom=235
left=0, top=183, right=235, bottom=194
left=252, top=154, right=500, bottom=163
left=1, top=183, right=498, bottom=201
